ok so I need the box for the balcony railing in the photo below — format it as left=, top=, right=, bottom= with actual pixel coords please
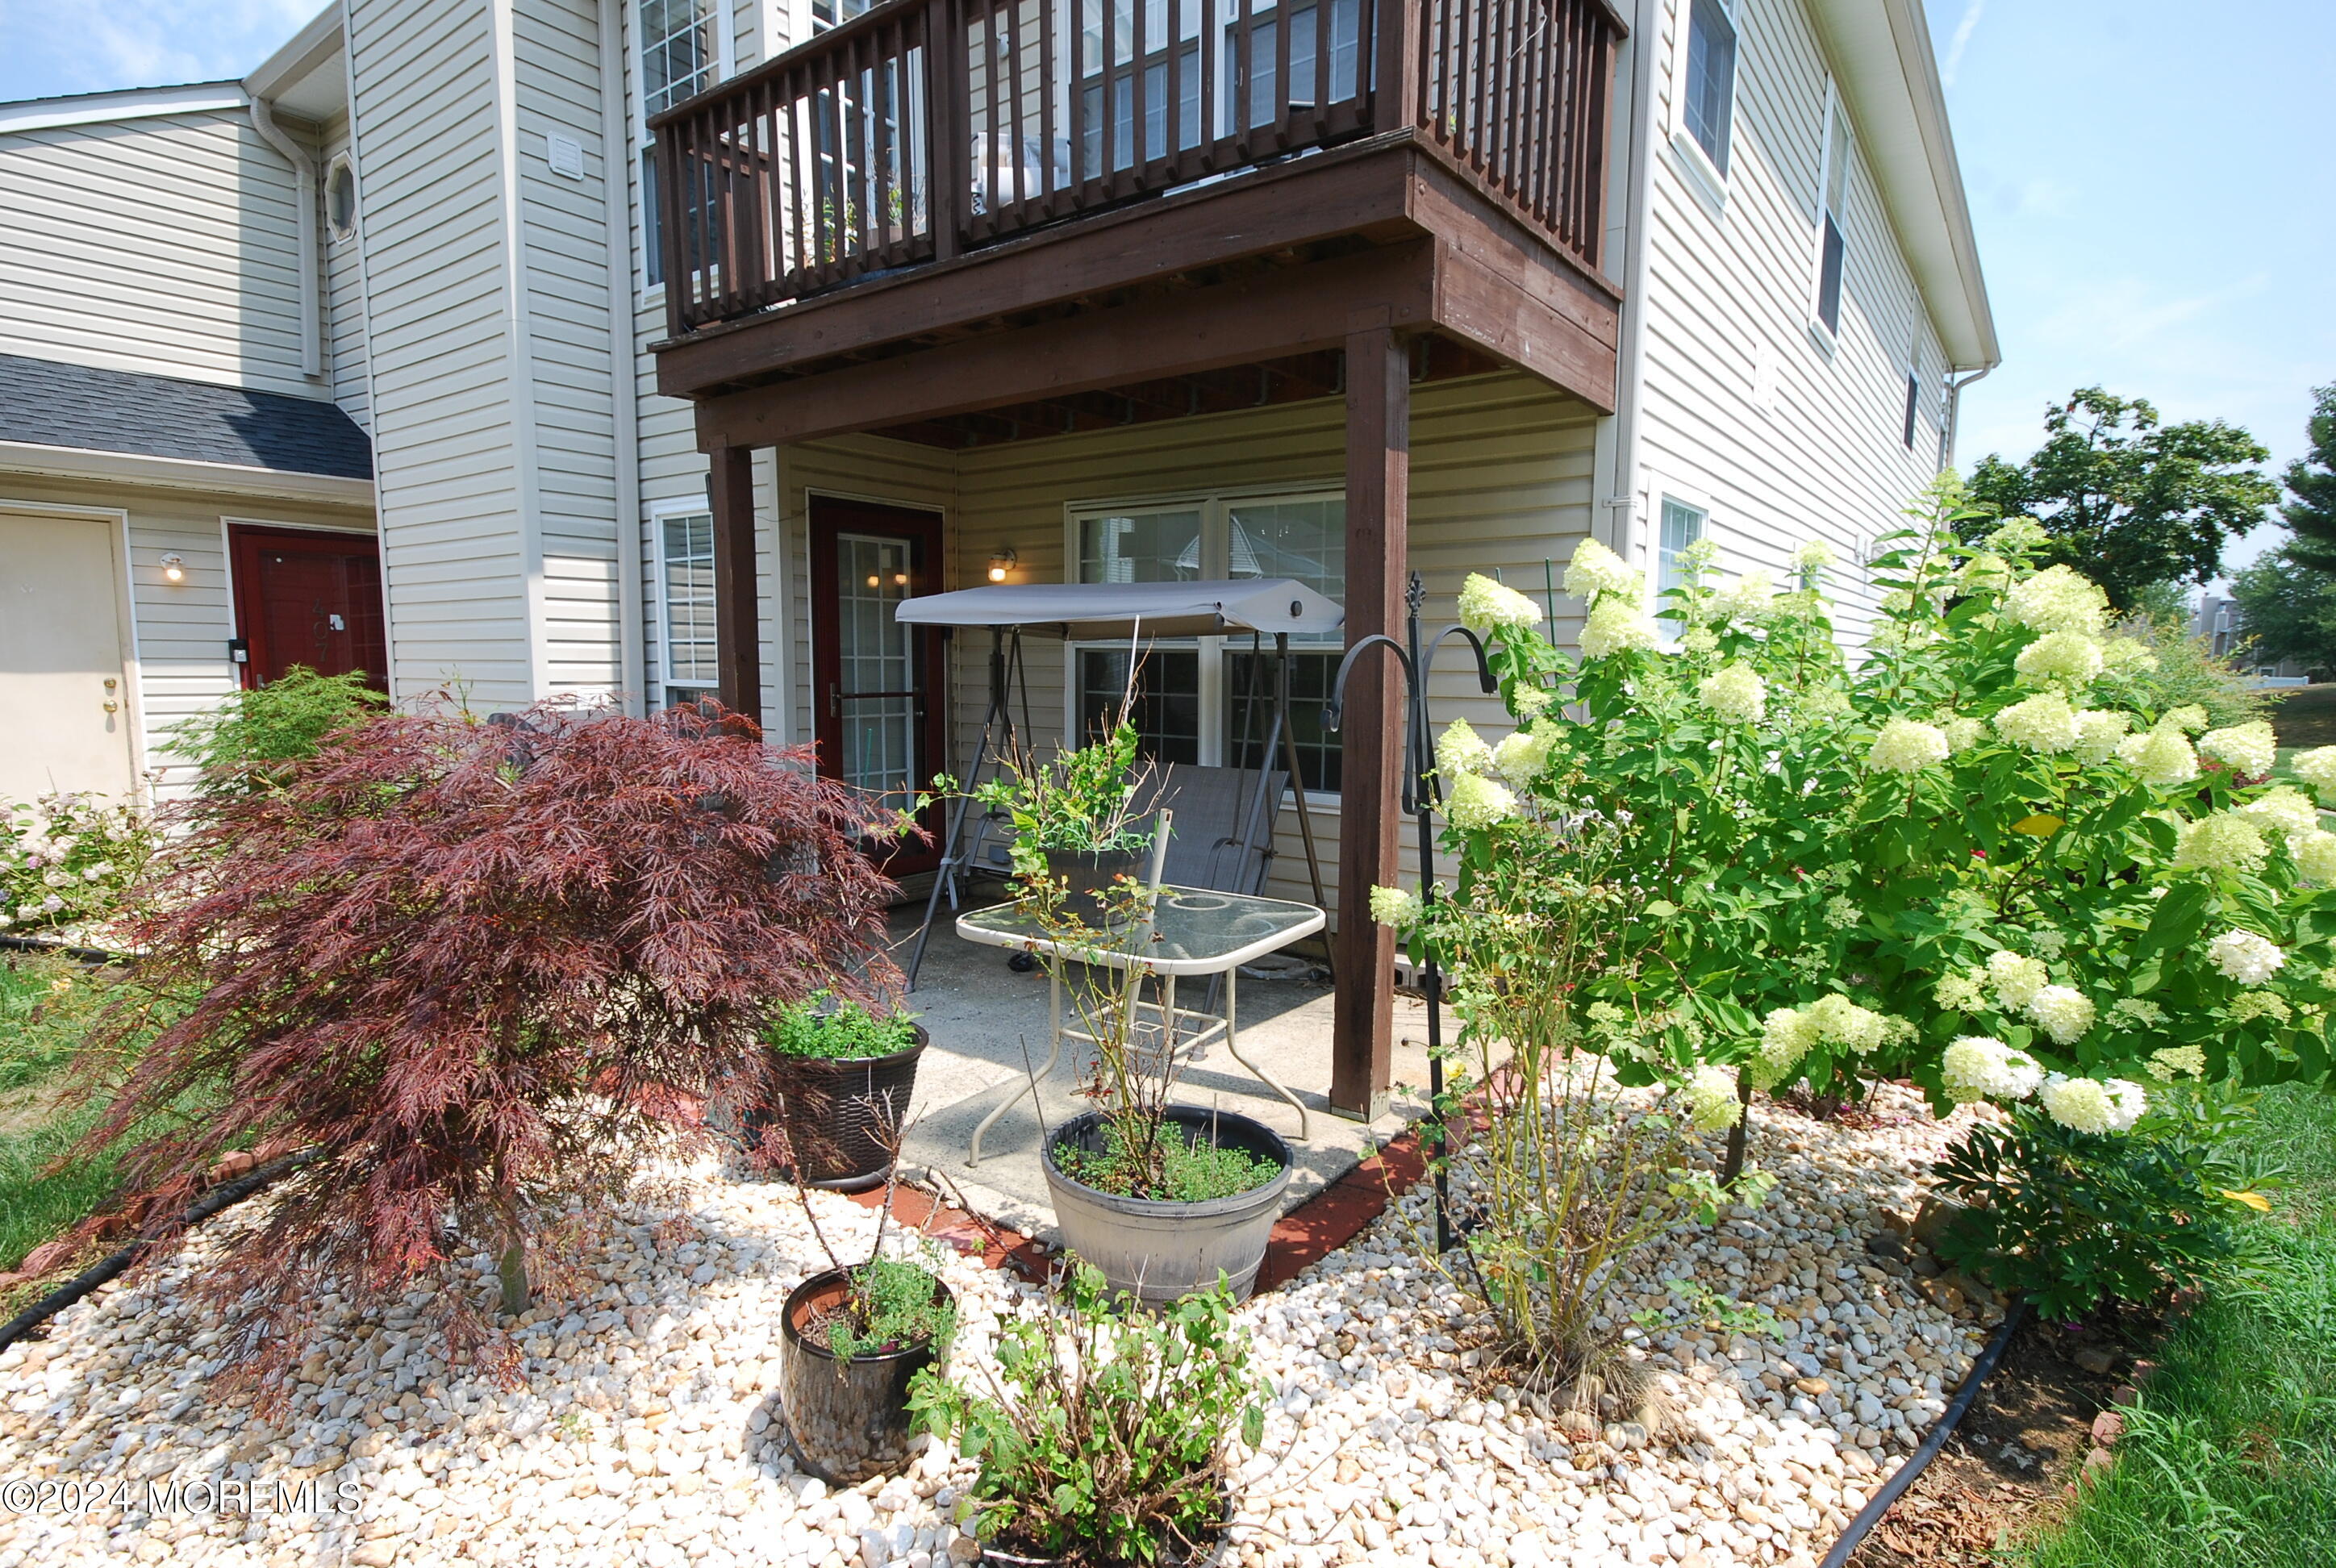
left=649, top=0, right=1623, bottom=339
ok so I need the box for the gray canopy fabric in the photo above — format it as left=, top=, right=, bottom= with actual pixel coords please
left=892, top=578, right=1343, bottom=640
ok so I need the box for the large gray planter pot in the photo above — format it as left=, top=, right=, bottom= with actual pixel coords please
left=1041, top=1106, right=1292, bottom=1307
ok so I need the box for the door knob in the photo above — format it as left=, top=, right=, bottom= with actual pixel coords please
left=102, top=700, right=119, bottom=714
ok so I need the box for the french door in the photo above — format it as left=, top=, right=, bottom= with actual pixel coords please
left=810, top=498, right=949, bottom=875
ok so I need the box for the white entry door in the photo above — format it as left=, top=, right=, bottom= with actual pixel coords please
left=0, top=509, right=137, bottom=804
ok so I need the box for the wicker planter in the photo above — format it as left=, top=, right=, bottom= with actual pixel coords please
left=1041, top=1106, right=1291, bottom=1307
left=750, top=1025, right=928, bottom=1191
left=778, top=1267, right=952, bottom=1485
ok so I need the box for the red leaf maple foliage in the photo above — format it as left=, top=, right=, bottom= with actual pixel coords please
left=77, top=700, right=907, bottom=1390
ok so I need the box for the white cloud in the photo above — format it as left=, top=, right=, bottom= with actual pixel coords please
left=2, top=0, right=319, bottom=98
left=1942, top=1, right=1987, bottom=90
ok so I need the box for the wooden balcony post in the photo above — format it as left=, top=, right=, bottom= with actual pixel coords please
left=1373, top=0, right=1424, bottom=131
left=1332, top=321, right=1409, bottom=1120
left=709, top=444, right=762, bottom=724
left=927, top=0, right=965, bottom=263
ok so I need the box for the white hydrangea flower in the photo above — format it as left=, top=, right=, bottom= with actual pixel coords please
left=2100, top=636, right=2159, bottom=674
left=1444, top=770, right=1520, bottom=831
left=1792, top=540, right=1838, bottom=573
left=1680, top=627, right=1720, bottom=656
left=2072, top=710, right=2131, bottom=766
left=2232, top=990, right=2291, bottom=1024
left=2003, top=565, right=2109, bottom=636
left=1579, top=598, right=1654, bottom=659
left=1436, top=718, right=1495, bottom=777
left=1696, top=662, right=1767, bottom=725
left=2207, top=928, right=2285, bottom=985
left=1685, top=1064, right=1744, bottom=1132
left=2025, top=984, right=2096, bottom=1045
left=1941, top=715, right=1986, bottom=755
left=1562, top=537, right=1642, bottom=603
left=2146, top=1045, right=2206, bottom=1082
left=2198, top=721, right=2277, bottom=779
left=1935, top=968, right=1990, bottom=1012
left=1750, top=1007, right=1817, bottom=1088
left=1958, top=553, right=2011, bottom=592
left=1511, top=685, right=1554, bottom=718
left=1941, top=1036, right=2044, bottom=1103
left=2160, top=704, right=2209, bottom=735
left=1457, top=573, right=1546, bottom=636
left=1805, top=993, right=1886, bottom=1054
left=2013, top=631, right=2106, bottom=689
left=1369, top=885, right=1421, bottom=928
left=2106, top=997, right=2167, bottom=1032
left=2117, top=726, right=2200, bottom=788
left=1985, top=950, right=2050, bottom=1011
left=2291, top=744, right=2336, bottom=803
left=1867, top=717, right=1949, bottom=774
left=2239, top=786, right=2321, bottom=843
left=1492, top=728, right=1556, bottom=785
left=1708, top=571, right=1776, bottom=626
left=1992, top=692, right=2083, bottom=753
left=2040, top=1074, right=2122, bottom=1134
left=1987, top=517, right=2052, bottom=555
left=2296, top=829, right=2336, bottom=883
left=2172, top=813, right=2271, bottom=876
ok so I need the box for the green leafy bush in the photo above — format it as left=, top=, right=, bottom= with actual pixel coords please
left=0, top=790, right=157, bottom=940
left=1932, top=1100, right=2255, bottom=1319
left=812, top=1256, right=956, bottom=1360
left=910, top=1261, right=1266, bottom=1564
left=762, top=990, right=917, bottom=1060
left=166, top=665, right=386, bottom=797
left=2109, top=611, right=2270, bottom=732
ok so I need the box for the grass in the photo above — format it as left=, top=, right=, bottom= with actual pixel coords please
left=2012, top=1084, right=2336, bottom=1568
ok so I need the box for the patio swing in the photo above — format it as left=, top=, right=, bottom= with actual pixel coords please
left=891, top=579, right=1342, bottom=993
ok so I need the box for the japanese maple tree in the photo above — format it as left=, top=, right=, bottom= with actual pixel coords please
left=76, top=699, right=905, bottom=1388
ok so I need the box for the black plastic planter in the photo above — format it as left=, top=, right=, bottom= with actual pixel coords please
left=778, top=1267, right=953, bottom=1485
left=1039, top=847, right=1143, bottom=913
left=751, top=1025, right=928, bottom=1191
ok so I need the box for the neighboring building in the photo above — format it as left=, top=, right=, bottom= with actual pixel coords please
left=2195, top=593, right=2312, bottom=684
left=0, top=0, right=1994, bottom=1108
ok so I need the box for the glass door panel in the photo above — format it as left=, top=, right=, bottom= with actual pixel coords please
left=834, top=532, right=919, bottom=814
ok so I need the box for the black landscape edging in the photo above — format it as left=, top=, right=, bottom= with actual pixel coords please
left=1817, top=1295, right=2029, bottom=1568
left=0, top=933, right=132, bottom=967
left=0, top=1149, right=315, bottom=1354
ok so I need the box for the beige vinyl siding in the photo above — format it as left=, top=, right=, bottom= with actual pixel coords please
left=0, top=109, right=319, bottom=399
left=1633, top=0, right=1951, bottom=645
left=321, top=115, right=373, bottom=432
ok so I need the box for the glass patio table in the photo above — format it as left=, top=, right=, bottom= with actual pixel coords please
left=953, top=886, right=1325, bottom=1165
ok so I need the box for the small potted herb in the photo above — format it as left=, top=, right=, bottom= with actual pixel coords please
left=754, top=992, right=927, bottom=1191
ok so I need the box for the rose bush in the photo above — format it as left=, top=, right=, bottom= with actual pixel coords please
left=1379, top=476, right=2336, bottom=1139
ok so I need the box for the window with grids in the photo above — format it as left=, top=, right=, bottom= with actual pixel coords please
left=1071, top=494, right=1346, bottom=793
left=1657, top=498, right=1706, bottom=638
left=638, top=0, right=721, bottom=287
left=1815, top=98, right=1851, bottom=335
left=1683, top=0, right=1737, bottom=177
left=661, top=511, right=718, bottom=707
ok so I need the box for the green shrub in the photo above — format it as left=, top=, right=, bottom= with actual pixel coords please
left=1932, top=1099, right=2256, bottom=1320
left=814, top=1256, right=956, bottom=1360
left=761, top=990, right=917, bottom=1060
left=166, top=665, right=386, bottom=797
left=0, top=791, right=157, bottom=940
left=2112, top=610, right=2270, bottom=732
left=910, top=1261, right=1266, bottom=1564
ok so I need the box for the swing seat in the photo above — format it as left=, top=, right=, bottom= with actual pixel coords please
left=1133, top=763, right=1289, bottom=898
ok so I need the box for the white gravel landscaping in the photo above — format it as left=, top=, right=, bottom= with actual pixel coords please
left=0, top=1083, right=1997, bottom=1568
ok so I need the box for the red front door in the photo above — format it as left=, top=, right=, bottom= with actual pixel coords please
left=228, top=526, right=389, bottom=690
left=809, top=498, right=949, bottom=875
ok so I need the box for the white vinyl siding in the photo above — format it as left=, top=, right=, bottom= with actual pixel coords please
left=0, top=109, right=318, bottom=399
left=321, top=118, right=373, bottom=432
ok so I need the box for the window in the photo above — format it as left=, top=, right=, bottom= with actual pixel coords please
left=1813, top=92, right=1850, bottom=335
left=1070, top=492, right=1346, bottom=793
left=1902, top=368, right=1921, bottom=449
left=325, top=155, right=358, bottom=242
left=1682, top=0, right=1737, bottom=177
left=660, top=511, right=718, bottom=707
left=636, top=0, right=723, bottom=289
left=1657, top=498, right=1706, bottom=636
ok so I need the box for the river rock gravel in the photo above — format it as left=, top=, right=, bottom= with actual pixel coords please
left=0, top=1084, right=1993, bottom=1567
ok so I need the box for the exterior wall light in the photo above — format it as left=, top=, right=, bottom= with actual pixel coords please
left=987, top=548, right=1016, bottom=582
left=160, top=553, right=186, bottom=582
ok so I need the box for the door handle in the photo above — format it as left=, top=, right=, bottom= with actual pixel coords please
left=828, top=682, right=841, bottom=719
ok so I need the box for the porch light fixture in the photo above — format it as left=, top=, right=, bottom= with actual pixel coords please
left=159, top=553, right=186, bottom=583
left=987, top=548, right=1017, bottom=582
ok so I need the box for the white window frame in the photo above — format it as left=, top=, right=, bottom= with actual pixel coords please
left=1808, top=77, right=1851, bottom=348
left=633, top=0, right=733, bottom=302
left=1668, top=0, right=1738, bottom=207
left=652, top=498, right=721, bottom=710
left=324, top=152, right=360, bottom=244
left=1654, top=494, right=1708, bottom=640
left=1062, top=484, right=1346, bottom=803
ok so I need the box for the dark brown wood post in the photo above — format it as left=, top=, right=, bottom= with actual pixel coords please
left=927, top=0, right=965, bottom=263
left=1332, top=320, right=1408, bottom=1120
left=708, top=444, right=762, bottom=723
left=1372, top=0, right=1424, bottom=131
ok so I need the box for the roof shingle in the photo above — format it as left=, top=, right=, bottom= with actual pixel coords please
left=0, top=353, right=372, bottom=481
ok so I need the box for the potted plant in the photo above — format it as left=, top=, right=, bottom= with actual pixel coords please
left=753, top=991, right=928, bottom=1191
left=909, top=1261, right=1266, bottom=1566
left=958, top=718, right=1155, bottom=914
left=771, top=1122, right=957, bottom=1484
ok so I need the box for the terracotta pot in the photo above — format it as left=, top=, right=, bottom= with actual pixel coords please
left=778, top=1267, right=952, bottom=1485
left=749, top=1025, right=929, bottom=1191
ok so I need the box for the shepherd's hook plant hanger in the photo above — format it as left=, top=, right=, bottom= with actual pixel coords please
left=1324, top=570, right=1495, bottom=1255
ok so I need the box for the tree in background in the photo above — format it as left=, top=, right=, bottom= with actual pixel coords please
left=1969, top=387, right=2276, bottom=609
left=2276, top=384, right=2336, bottom=572
left=2226, top=386, right=2336, bottom=678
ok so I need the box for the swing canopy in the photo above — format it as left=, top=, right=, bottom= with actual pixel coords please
left=892, top=578, right=1344, bottom=640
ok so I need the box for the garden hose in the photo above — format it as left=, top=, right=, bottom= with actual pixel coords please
left=1817, top=1295, right=2029, bottom=1568
left=0, top=1149, right=316, bottom=1353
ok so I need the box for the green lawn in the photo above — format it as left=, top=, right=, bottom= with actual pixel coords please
left=2013, top=1083, right=2336, bottom=1568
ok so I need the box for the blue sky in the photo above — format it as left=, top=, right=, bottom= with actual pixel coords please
left=3, top=0, right=2330, bottom=578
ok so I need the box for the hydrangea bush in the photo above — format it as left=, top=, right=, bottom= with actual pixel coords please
left=0, top=790, right=156, bottom=941
left=1380, top=476, right=2336, bottom=1141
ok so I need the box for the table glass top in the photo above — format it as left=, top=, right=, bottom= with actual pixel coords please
left=955, top=886, right=1323, bottom=968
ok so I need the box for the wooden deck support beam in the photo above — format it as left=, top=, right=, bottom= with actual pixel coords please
left=1332, top=321, right=1409, bottom=1120
left=708, top=444, right=761, bottom=723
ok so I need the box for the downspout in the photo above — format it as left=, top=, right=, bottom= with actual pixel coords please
left=1600, top=0, right=1664, bottom=557
left=1941, top=365, right=1991, bottom=473
left=598, top=0, right=648, bottom=716
left=247, top=97, right=324, bottom=382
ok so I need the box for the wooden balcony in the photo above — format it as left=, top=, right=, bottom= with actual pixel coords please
left=649, top=0, right=1629, bottom=434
